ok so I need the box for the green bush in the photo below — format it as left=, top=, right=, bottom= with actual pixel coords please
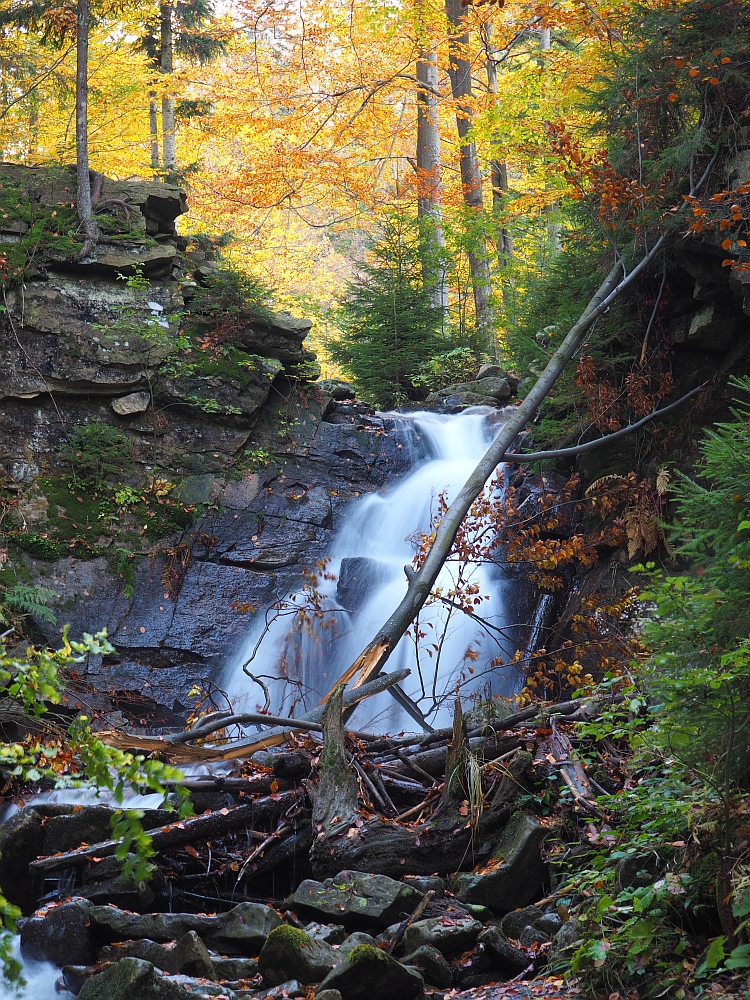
left=60, top=419, right=135, bottom=490
left=413, top=346, right=480, bottom=392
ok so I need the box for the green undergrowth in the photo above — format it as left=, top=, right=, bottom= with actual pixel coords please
left=548, top=378, right=750, bottom=998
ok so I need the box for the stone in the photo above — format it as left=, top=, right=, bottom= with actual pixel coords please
left=315, top=991, right=343, bottom=1000
left=477, top=926, right=528, bottom=974
left=548, top=919, right=580, bottom=965
left=435, top=377, right=512, bottom=401
left=90, top=901, right=281, bottom=955
left=476, top=364, right=507, bottom=380
left=212, top=957, right=259, bottom=980
left=402, top=916, right=482, bottom=957
left=500, top=905, right=542, bottom=939
left=401, top=945, right=453, bottom=989
left=21, top=898, right=95, bottom=966
left=304, top=923, right=347, bottom=946
left=450, top=812, right=548, bottom=913
left=77, top=958, right=235, bottom=1000
left=519, top=925, right=549, bottom=947
left=258, top=980, right=305, bottom=998
left=171, top=930, right=216, bottom=978
left=98, top=939, right=177, bottom=972
left=401, top=876, right=445, bottom=899
left=318, top=380, right=356, bottom=401
left=424, top=390, right=499, bottom=411
left=290, top=871, right=423, bottom=930
left=615, top=849, right=675, bottom=890
left=112, top=391, right=151, bottom=415
left=258, top=925, right=338, bottom=986
left=337, top=932, right=379, bottom=957
left=61, top=965, right=95, bottom=995
left=315, top=945, right=423, bottom=1000
left=536, top=911, right=563, bottom=936
left=336, top=557, right=390, bottom=611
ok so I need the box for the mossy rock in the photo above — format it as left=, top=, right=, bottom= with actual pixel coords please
left=315, top=947, right=423, bottom=1000
left=258, top=924, right=338, bottom=987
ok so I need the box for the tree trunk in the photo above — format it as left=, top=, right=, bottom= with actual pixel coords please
left=444, top=0, right=494, bottom=352
left=483, top=22, right=513, bottom=266
left=539, top=26, right=561, bottom=250
left=416, top=48, right=448, bottom=316
left=160, top=2, right=176, bottom=171
left=149, top=94, right=160, bottom=170
left=75, top=0, right=97, bottom=255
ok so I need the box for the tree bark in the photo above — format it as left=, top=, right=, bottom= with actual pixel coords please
left=149, top=93, right=160, bottom=170
left=416, top=48, right=448, bottom=315
left=444, top=0, right=494, bottom=352
left=160, top=2, right=176, bottom=171
left=75, top=0, right=97, bottom=255
left=539, top=26, right=561, bottom=250
left=483, top=21, right=513, bottom=267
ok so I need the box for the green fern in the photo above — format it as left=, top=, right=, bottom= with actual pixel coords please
left=2, top=585, right=57, bottom=625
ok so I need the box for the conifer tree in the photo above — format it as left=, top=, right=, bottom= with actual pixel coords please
left=330, top=215, right=445, bottom=408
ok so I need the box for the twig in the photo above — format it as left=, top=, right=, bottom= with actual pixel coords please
left=386, top=890, right=436, bottom=956
left=396, top=749, right=436, bottom=786
left=347, top=751, right=394, bottom=815
left=235, top=823, right=291, bottom=884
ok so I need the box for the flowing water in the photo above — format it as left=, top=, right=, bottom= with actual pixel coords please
left=223, top=407, right=524, bottom=732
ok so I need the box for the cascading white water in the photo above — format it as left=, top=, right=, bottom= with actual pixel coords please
left=224, top=407, right=523, bottom=732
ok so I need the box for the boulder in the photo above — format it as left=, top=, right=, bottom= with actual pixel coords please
left=77, top=958, right=235, bottom=1000
left=212, top=956, right=259, bottom=980
left=519, top=925, right=549, bottom=947
left=290, top=871, right=423, bottom=930
left=401, top=876, right=445, bottom=900
left=21, top=898, right=95, bottom=966
left=337, top=932, right=380, bottom=957
left=547, top=919, right=580, bottom=965
left=318, top=380, right=356, bottom=401
left=171, top=930, right=216, bottom=978
left=500, top=905, right=542, bottom=939
left=112, top=391, right=151, bottom=415
left=450, top=812, right=548, bottom=913
left=315, top=991, right=343, bottom=1000
left=98, top=939, right=178, bottom=972
left=90, top=901, right=281, bottom=954
left=315, top=945, right=423, bottom=1000
left=60, top=965, right=95, bottom=995
left=476, top=364, right=506, bottom=380
left=401, top=945, right=453, bottom=989
left=402, top=916, right=482, bottom=957
left=477, top=926, right=528, bottom=974
left=336, top=557, right=390, bottom=611
left=304, top=922, right=347, bottom=946
left=434, top=377, right=512, bottom=401
left=258, top=926, right=338, bottom=986
left=536, top=911, right=563, bottom=936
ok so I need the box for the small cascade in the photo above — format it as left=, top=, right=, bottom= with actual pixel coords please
left=224, top=407, right=525, bottom=731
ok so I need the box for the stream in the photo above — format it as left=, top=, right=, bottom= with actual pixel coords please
left=223, top=406, right=524, bottom=732
left=2, top=406, right=531, bottom=998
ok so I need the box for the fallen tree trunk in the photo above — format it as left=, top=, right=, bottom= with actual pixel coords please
left=30, top=790, right=301, bottom=873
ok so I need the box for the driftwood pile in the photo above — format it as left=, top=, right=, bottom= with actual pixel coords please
left=24, top=689, right=617, bottom=908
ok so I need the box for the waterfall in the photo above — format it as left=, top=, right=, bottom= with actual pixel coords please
left=223, top=407, right=524, bottom=732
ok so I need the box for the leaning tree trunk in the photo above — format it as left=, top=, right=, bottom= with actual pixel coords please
left=321, top=209, right=697, bottom=704
left=416, top=48, right=448, bottom=315
left=444, top=0, right=495, bottom=353
left=160, top=2, right=176, bottom=171
left=76, top=0, right=97, bottom=256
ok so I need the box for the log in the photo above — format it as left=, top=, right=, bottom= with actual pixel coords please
left=29, top=790, right=301, bottom=873
left=549, top=718, right=602, bottom=818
